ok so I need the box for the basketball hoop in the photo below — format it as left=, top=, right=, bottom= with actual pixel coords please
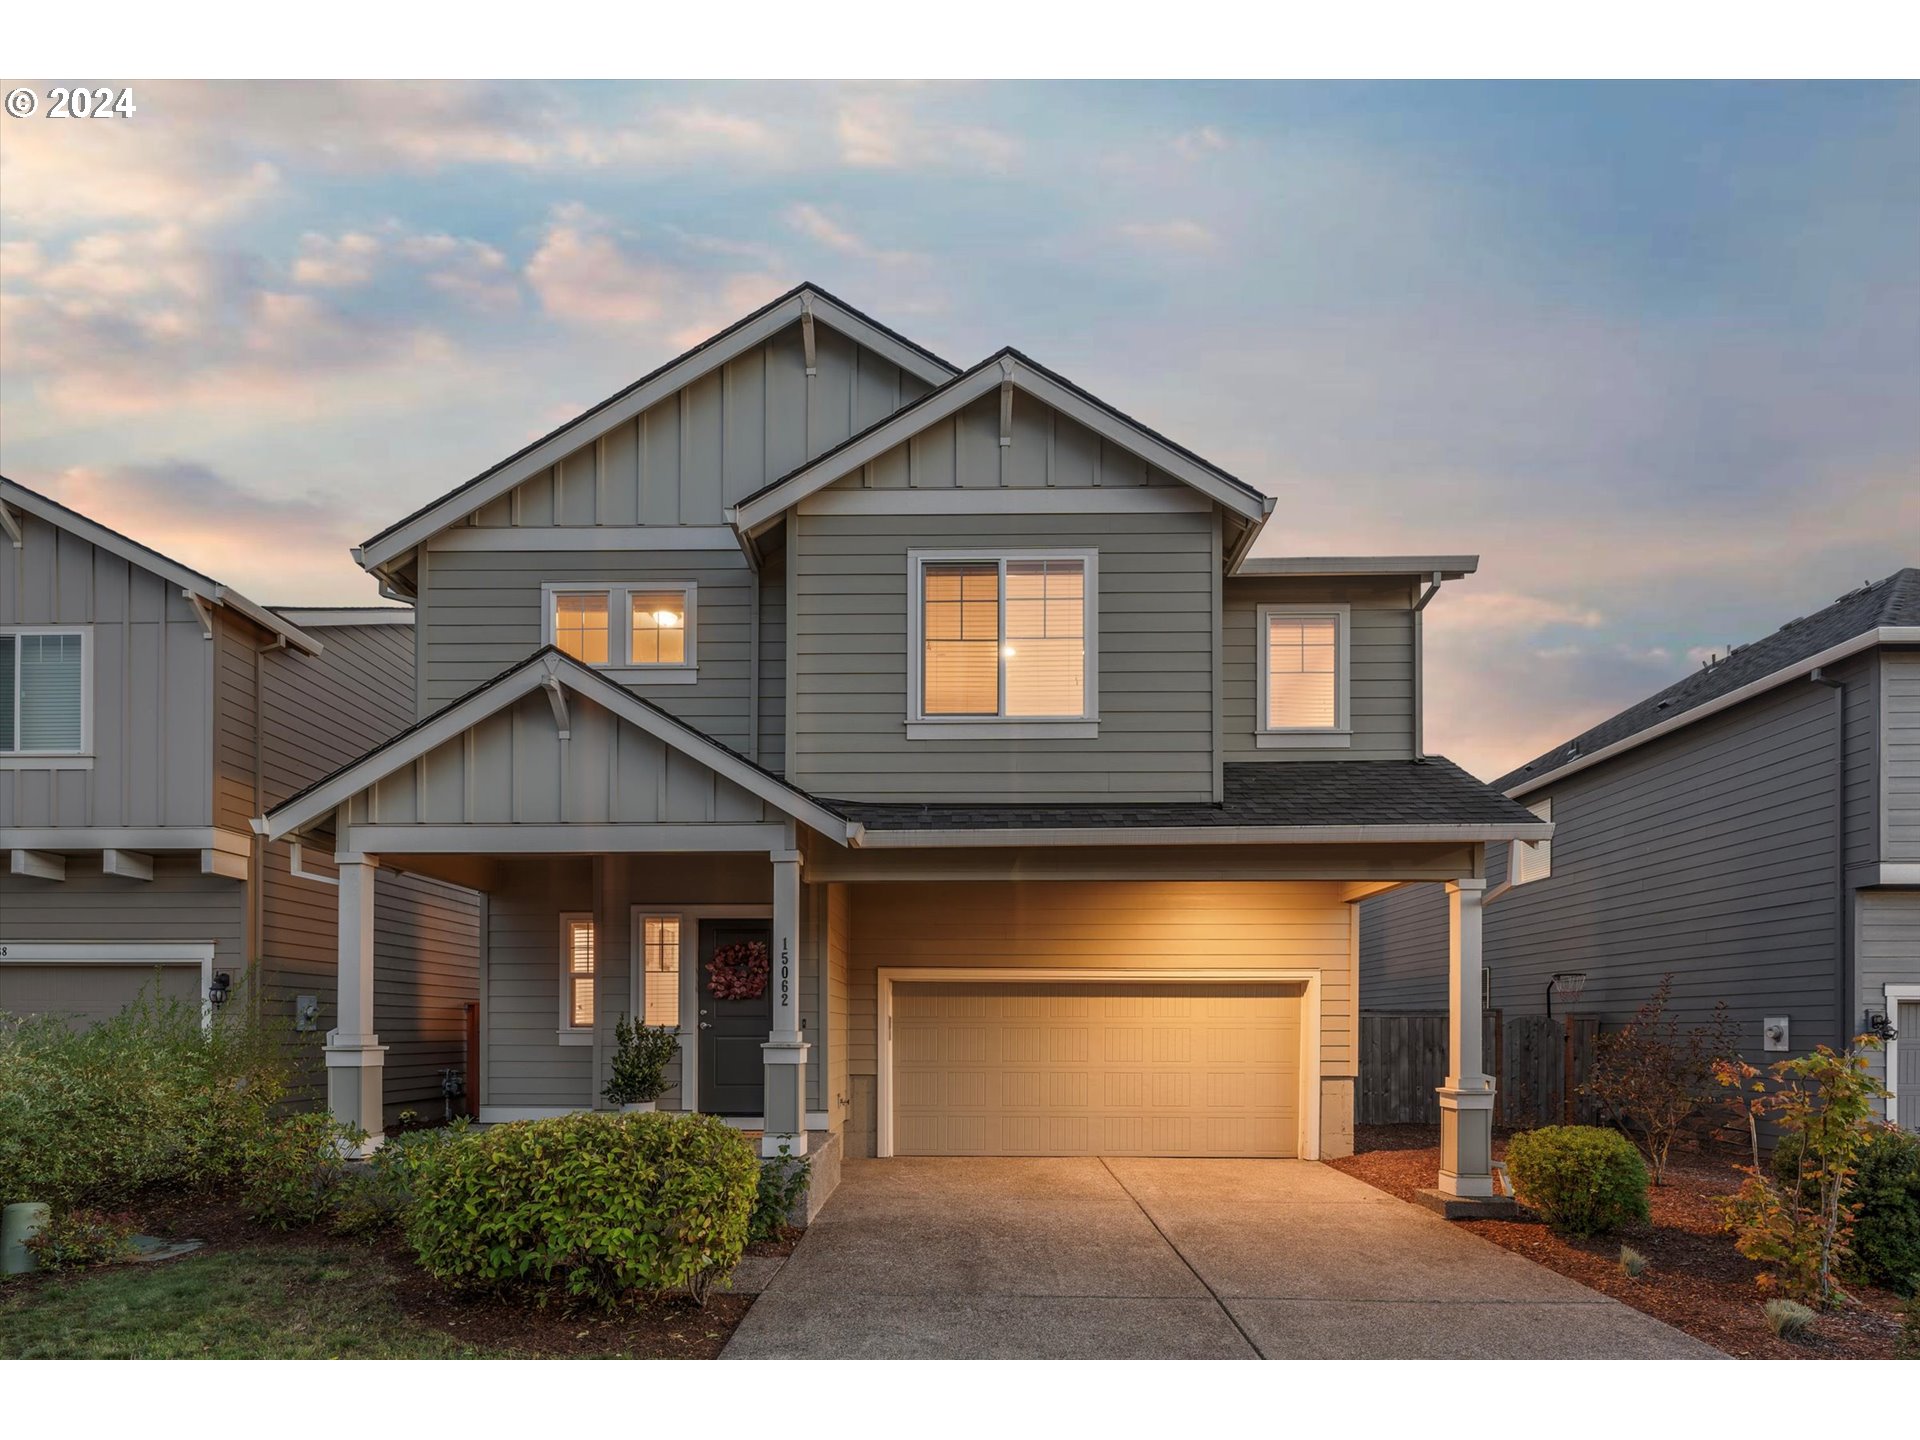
left=1546, top=971, right=1588, bottom=1019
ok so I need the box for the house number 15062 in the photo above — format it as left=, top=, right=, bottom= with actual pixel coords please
left=779, top=939, right=790, bottom=1008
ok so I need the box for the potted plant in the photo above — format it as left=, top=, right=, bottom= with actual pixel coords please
left=605, top=1015, right=679, bottom=1112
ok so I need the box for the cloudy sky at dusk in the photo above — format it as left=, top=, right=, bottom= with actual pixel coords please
left=2, top=80, right=1915, bottom=779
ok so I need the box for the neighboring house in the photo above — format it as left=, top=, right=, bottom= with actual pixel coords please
left=0, top=478, right=481, bottom=1121
left=262, top=283, right=1546, bottom=1207
left=1361, top=569, right=1920, bottom=1131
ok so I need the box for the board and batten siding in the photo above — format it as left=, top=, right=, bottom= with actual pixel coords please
left=1856, top=889, right=1920, bottom=1105
left=839, top=879, right=1356, bottom=1158
left=1885, top=650, right=1920, bottom=862
left=1222, top=577, right=1416, bottom=762
left=0, top=509, right=215, bottom=831
left=791, top=509, right=1217, bottom=803
left=1360, top=666, right=1871, bottom=1055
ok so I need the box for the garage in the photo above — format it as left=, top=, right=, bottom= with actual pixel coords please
left=886, top=978, right=1306, bottom=1158
left=0, top=943, right=212, bottom=1030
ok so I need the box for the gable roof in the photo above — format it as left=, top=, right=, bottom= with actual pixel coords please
left=353, top=283, right=959, bottom=577
left=260, top=645, right=856, bottom=844
left=0, top=475, right=321, bottom=655
left=1500, top=567, right=1920, bottom=797
left=727, top=346, right=1273, bottom=539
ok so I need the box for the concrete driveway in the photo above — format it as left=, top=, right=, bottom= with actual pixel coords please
left=722, top=1157, right=1720, bottom=1359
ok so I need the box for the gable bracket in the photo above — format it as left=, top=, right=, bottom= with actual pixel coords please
left=998, top=357, right=1015, bottom=448
left=182, top=588, right=215, bottom=640
left=540, top=672, right=572, bottom=741
left=0, top=501, right=20, bottom=548
left=801, top=294, right=818, bottom=377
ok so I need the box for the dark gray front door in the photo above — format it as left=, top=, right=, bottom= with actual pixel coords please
left=698, top=919, right=771, bottom=1115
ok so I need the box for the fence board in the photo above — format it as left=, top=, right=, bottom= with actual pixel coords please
left=1359, top=1011, right=1598, bottom=1128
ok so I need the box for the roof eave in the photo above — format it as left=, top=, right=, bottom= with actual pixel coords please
left=848, top=821, right=1553, bottom=849
left=1235, top=555, right=1480, bottom=581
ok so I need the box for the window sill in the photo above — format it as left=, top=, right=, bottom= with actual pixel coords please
left=604, top=667, right=698, bottom=686
left=556, top=1030, right=594, bottom=1046
left=0, top=754, right=94, bottom=770
left=1255, top=731, right=1352, bottom=750
left=906, top=719, right=1100, bottom=741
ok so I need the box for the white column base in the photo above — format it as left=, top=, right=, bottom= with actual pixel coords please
left=324, top=1031, right=388, bottom=1148
left=1437, top=1085, right=1496, bottom=1199
left=761, top=1038, right=810, bottom=1158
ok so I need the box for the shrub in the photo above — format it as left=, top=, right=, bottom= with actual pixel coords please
left=0, top=989, right=294, bottom=1209
left=604, top=1017, right=679, bottom=1107
left=331, top=1120, right=472, bottom=1236
left=1618, top=1244, right=1650, bottom=1278
left=24, top=1207, right=139, bottom=1270
left=750, top=1143, right=812, bottom=1243
left=404, top=1111, right=757, bottom=1307
left=1506, top=1126, right=1651, bottom=1237
left=1764, top=1297, right=1817, bottom=1342
left=1772, top=1125, right=1920, bottom=1296
left=243, top=1111, right=359, bottom=1229
left=1718, top=1040, right=1888, bottom=1306
left=1582, top=974, right=1738, bottom=1184
left=1899, top=1295, right=1920, bottom=1360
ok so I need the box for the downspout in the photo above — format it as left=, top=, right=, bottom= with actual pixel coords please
left=1809, top=667, right=1850, bottom=1051
left=1412, top=571, right=1445, bottom=762
left=748, top=565, right=761, bottom=766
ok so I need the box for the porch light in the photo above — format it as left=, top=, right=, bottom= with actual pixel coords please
left=208, top=971, right=232, bottom=1009
left=652, top=610, right=682, bottom=628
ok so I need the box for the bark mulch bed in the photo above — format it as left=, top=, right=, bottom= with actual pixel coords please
left=1327, top=1125, right=1910, bottom=1360
left=43, top=1191, right=799, bottom=1360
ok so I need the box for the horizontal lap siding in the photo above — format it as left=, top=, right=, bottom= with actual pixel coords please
left=1886, top=651, right=1920, bottom=862
left=0, top=853, right=243, bottom=967
left=1857, top=890, right=1920, bottom=1096
left=1221, top=576, right=1415, bottom=763
left=1357, top=882, right=1450, bottom=1010
left=486, top=862, right=595, bottom=1109
left=0, top=513, right=212, bottom=830
left=793, top=511, right=1216, bottom=802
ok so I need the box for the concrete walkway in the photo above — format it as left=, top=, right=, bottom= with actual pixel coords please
left=722, top=1157, right=1721, bottom=1359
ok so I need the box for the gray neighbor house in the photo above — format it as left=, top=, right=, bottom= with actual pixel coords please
left=0, top=477, right=481, bottom=1121
left=1360, top=569, right=1920, bottom=1132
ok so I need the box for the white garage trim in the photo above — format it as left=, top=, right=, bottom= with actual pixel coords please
left=1887, top=984, right=1920, bottom=1129
left=874, top=967, right=1322, bottom=1162
left=0, top=941, right=217, bottom=1031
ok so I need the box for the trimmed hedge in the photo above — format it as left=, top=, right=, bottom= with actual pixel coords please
left=1507, top=1125, right=1651, bottom=1237
left=403, top=1110, right=757, bottom=1306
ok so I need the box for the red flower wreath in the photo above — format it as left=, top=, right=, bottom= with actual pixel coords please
left=706, top=940, right=771, bottom=1001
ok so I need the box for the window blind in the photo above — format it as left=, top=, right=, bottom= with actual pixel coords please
left=566, top=919, right=596, bottom=1029
left=1266, top=613, right=1338, bottom=729
left=1513, top=798, right=1553, bottom=885
left=17, top=633, right=83, bottom=751
left=553, top=593, right=610, bottom=665
left=1005, top=559, right=1085, bottom=717
left=0, top=635, right=14, bottom=751
left=641, top=916, right=681, bottom=1028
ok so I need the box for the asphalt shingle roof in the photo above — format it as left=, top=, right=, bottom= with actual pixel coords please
left=828, top=758, right=1541, bottom=832
left=1495, top=567, right=1920, bottom=793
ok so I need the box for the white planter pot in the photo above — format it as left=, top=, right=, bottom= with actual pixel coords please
left=620, top=1101, right=657, bottom=1114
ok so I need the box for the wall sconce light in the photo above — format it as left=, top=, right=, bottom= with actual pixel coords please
left=207, top=971, right=232, bottom=1009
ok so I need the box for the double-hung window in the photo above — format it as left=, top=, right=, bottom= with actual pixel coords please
left=1256, top=604, right=1350, bottom=748
left=638, top=915, right=682, bottom=1028
left=558, top=914, right=596, bottom=1042
left=0, top=629, right=88, bottom=758
left=542, top=583, right=696, bottom=683
left=909, top=551, right=1097, bottom=737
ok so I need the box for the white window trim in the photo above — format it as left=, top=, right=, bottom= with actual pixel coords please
left=905, top=549, right=1099, bottom=737
left=0, top=626, right=93, bottom=759
left=539, top=581, right=698, bottom=685
left=1511, top=797, right=1553, bottom=885
left=0, top=941, right=215, bottom=1032
left=1255, top=603, right=1349, bottom=748
left=557, top=911, right=596, bottom=1044
left=630, top=902, right=772, bottom=1115
left=631, top=909, right=686, bottom=1031
left=1881, top=983, right=1920, bottom=1130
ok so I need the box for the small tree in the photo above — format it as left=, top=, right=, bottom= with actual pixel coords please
left=1580, top=974, right=1737, bottom=1185
left=1714, top=1038, right=1890, bottom=1308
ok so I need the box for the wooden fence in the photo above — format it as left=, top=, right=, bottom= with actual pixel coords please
left=1359, top=1012, right=1602, bottom=1128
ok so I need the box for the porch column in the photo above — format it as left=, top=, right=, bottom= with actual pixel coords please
left=1437, top=878, right=1494, bottom=1197
left=761, top=846, right=809, bottom=1158
left=325, top=855, right=386, bottom=1153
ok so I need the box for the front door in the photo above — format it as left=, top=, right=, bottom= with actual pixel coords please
left=698, top=919, right=771, bottom=1116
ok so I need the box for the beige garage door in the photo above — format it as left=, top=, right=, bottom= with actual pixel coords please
left=0, top=963, right=201, bottom=1028
left=893, top=980, right=1301, bottom=1157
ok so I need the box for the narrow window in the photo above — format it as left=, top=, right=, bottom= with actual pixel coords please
left=552, top=592, right=610, bottom=665
left=918, top=556, right=1091, bottom=720
left=640, top=916, right=682, bottom=1028
left=629, top=591, right=688, bottom=666
left=922, top=561, right=1000, bottom=715
left=1, top=631, right=85, bottom=754
left=1004, top=559, right=1085, bottom=717
left=1513, top=797, right=1553, bottom=885
left=1257, top=605, right=1349, bottom=743
left=562, top=916, right=596, bottom=1032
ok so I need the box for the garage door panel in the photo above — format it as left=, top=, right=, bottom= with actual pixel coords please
left=0, top=963, right=200, bottom=1028
left=894, top=980, right=1301, bottom=1158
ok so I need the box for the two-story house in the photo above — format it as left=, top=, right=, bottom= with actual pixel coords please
left=0, top=478, right=481, bottom=1121
left=1360, top=569, right=1920, bottom=1132
left=261, top=285, right=1548, bottom=1210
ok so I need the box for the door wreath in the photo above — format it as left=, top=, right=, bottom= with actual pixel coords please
left=706, top=939, right=771, bottom=1001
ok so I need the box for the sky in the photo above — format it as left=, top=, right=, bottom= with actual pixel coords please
left=1, top=79, right=1915, bottom=780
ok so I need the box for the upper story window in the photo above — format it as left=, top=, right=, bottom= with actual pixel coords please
left=0, top=629, right=89, bottom=756
left=1512, top=797, right=1553, bottom=884
left=541, top=583, right=696, bottom=684
left=1256, top=603, right=1350, bottom=748
left=908, top=551, right=1098, bottom=738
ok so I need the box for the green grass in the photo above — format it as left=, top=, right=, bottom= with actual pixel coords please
left=0, top=1245, right=486, bottom=1359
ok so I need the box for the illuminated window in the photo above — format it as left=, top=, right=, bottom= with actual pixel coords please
left=629, top=592, right=688, bottom=666
left=640, top=916, right=682, bottom=1028
left=916, top=554, right=1093, bottom=721
left=560, top=915, right=596, bottom=1034
left=1257, top=604, right=1349, bottom=745
left=541, top=583, right=696, bottom=676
